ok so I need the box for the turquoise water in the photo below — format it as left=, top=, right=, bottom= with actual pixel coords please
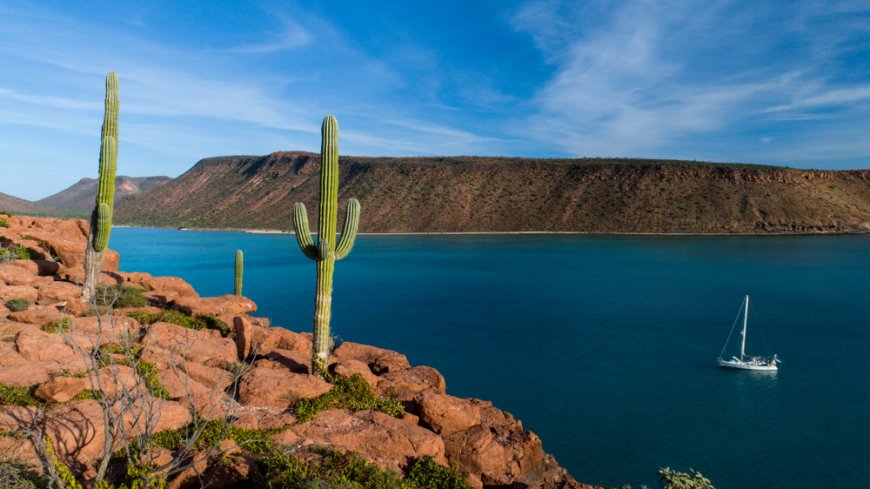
left=112, top=228, right=870, bottom=488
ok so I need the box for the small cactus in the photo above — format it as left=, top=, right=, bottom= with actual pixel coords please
left=293, top=115, right=360, bottom=375
left=82, top=72, right=119, bottom=302
left=234, top=249, right=244, bottom=296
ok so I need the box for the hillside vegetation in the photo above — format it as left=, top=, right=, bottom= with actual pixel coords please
left=115, top=152, right=870, bottom=233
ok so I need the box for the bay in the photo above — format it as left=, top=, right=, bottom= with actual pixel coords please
left=112, top=227, right=870, bottom=488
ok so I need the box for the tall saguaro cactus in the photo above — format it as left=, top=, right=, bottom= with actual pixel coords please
left=82, top=72, right=119, bottom=302
left=234, top=249, right=244, bottom=296
left=293, top=115, right=361, bottom=375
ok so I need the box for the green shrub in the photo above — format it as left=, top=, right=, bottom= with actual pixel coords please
left=254, top=446, right=404, bottom=489
left=0, top=210, right=9, bottom=217
left=295, top=374, right=403, bottom=423
left=0, top=384, right=39, bottom=406
left=151, top=419, right=278, bottom=455
left=658, top=467, right=715, bottom=489
left=95, top=285, right=149, bottom=309
left=0, top=460, right=48, bottom=489
left=0, top=246, right=44, bottom=262
left=44, top=317, right=72, bottom=334
left=0, top=219, right=8, bottom=228
left=126, top=310, right=229, bottom=336
left=4, top=299, right=31, bottom=312
left=406, top=456, right=472, bottom=489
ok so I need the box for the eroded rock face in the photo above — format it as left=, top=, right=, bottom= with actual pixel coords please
left=259, top=327, right=311, bottom=356
left=442, top=406, right=567, bottom=488
left=272, top=409, right=447, bottom=472
left=15, top=328, right=89, bottom=373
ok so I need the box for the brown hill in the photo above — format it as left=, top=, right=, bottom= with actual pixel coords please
left=0, top=192, right=60, bottom=216
left=115, top=152, right=870, bottom=233
left=38, top=175, right=171, bottom=213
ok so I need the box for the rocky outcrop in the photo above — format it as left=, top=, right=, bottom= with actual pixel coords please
left=0, top=215, right=590, bottom=489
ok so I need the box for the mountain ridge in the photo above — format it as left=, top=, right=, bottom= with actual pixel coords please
left=115, top=152, right=870, bottom=234
left=38, top=175, right=172, bottom=213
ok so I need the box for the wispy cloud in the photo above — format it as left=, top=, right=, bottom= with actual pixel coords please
left=512, top=0, right=870, bottom=164
left=222, top=17, right=312, bottom=53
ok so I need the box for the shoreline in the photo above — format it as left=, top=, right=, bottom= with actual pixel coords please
left=114, top=224, right=870, bottom=237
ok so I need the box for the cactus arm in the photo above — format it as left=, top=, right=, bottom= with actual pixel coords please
left=234, top=249, right=244, bottom=296
left=293, top=202, right=318, bottom=260
left=334, top=198, right=360, bottom=260
left=93, top=203, right=112, bottom=252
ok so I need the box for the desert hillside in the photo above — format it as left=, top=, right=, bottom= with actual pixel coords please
left=115, top=152, right=870, bottom=233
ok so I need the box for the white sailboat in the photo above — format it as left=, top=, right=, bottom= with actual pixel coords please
left=717, top=295, right=780, bottom=371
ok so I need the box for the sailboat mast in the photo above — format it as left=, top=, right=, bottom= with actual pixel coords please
left=740, top=295, right=749, bottom=360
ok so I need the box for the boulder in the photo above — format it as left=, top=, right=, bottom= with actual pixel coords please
left=238, top=367, right=331, bottom=408
left=0, top=285, right=38, bottom=303
left=0, top=361, right=59, bottom=387
left=257, top=348, right=310, bottom=374
left=172, top=295, right=256, bottom=318
left=139, top=276, right=199, bottom=299
left=259, top=327, right=311, bottom=356
left=8, top=306, right=63, bottom=325
left=376, top=366, right=446, bottom=401
left=332, top=342, right=410, bottom=374
left=15, top=328, right=89, bottom=372
left=233, top=407, right=297, bottom=431
left=141, top=322, right=237, bottom=367
left=0, top=263, right=36, bottom=286
left=272, top=409, right=447, bottom=472
left=417, top=391, right=484, bottom=436
left=332, top=359, right=379, bottom=388
left=442, top=406, right=565, bottom=487
left=37, top=281, right=81, bottom=304
left=232, top=316, right=254, bottom=359
left=35, top=376, right=87, bottom=403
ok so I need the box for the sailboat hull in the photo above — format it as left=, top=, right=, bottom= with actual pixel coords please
left=717, top=358, right=778, bottom=371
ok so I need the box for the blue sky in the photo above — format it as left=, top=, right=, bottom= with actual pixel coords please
left=1, top=0, right=869, bottom=200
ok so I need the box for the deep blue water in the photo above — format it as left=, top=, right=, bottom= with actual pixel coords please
left=112, top=228, right=870, bottom=488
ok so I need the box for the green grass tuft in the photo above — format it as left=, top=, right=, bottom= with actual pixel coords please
left=4, top=299, right=31, bottom=312
left=0, top=384, right=39, bottom=406
left=295, top=374, right=403, bottom=423
left=44, top=317, right=72, bottom=334
left=94, top=284, right=149, bottom=309
left=127, top=310, right=229, bottom=336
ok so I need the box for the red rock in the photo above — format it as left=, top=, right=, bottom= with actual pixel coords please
left=0, top=361, right=59, bottom=387
left=60, top=298, right=91, bottom=316
left=417, top=391, right=483, bottom=436
left=37, top=280, right=81, bottom=304
left=442, top=406, right=564, bottom=487
left=35, top=376, right=87, bottom=403
left=238, top=367, right=331, bottom=408
left=233, top=407, right=297, bottom=430
left=141, top=322, right=238, bottom=367
left=260, top=327, right=311, bottom=356
left=8, top=306, right=63, bottom=325
left=0, top=285, right=38, bottom=303
left=376, top=366, right=446, bottom=401
left=0, top=320, right=32, bottom=336
left=332, top=359, right=379, bottom=387
left=8, top=259, right=39, bottom=274
left=140, top=276, right=199, bottom=299
left=0, top=340, right=26, bottom=367
left=172, top=295, right=256, bottom=317
left=0, top=304, right=8, bottom=319
left=232, top=316, right=254, bottom=359
left=332, top=342, right=410, bottom=374
left=15, top=328, right=89, bottom=372
left=272, top=409, right=447, bottom=472
left=88, top=365, right=139, bottom=398
left=257, top=348, right=311, bottom=374
left=0, top=263, right=36, bottom=286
